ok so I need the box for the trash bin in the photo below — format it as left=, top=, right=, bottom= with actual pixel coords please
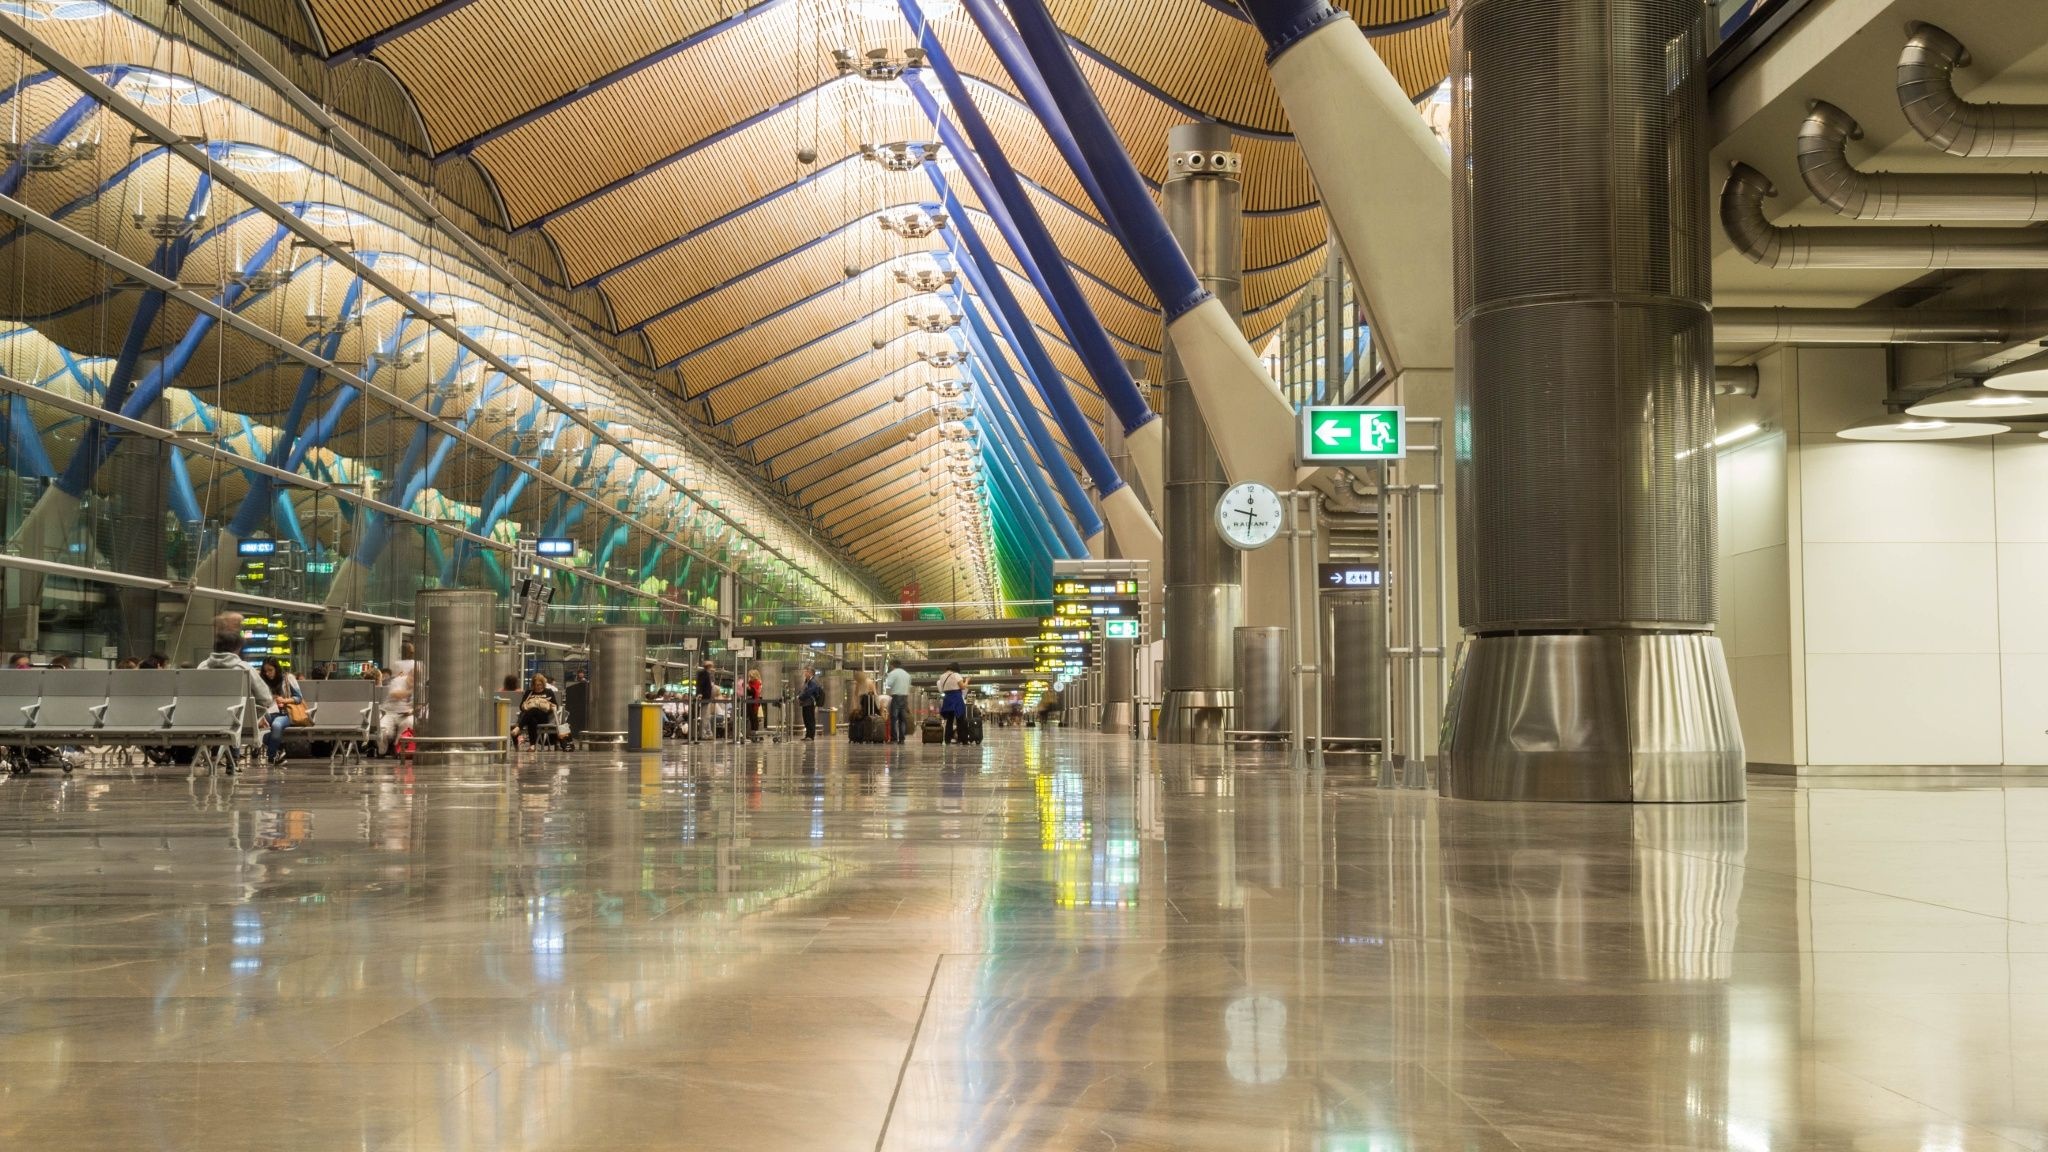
left=629, top=701, right=663, bottom=752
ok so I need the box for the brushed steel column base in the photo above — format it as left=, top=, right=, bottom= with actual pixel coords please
left=1160, top=689, right=1234, bottom=745
left=1440, top=632, right=1745, bottom=803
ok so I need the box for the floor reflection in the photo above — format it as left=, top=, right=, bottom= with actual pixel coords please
left=1, top=737, right=2044, bottom=1149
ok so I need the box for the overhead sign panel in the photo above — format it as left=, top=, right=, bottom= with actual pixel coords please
left=1299, top=405, right=1405, bottom=464
left=1318, top=563, right=1384, bottom=589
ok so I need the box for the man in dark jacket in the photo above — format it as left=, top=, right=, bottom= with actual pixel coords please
left=797, top=667, right=825, bottom=741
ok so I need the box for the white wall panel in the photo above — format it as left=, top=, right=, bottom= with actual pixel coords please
left=1998, top=543, right=2048, bottom=655
left=1726, top=545, right=1790, bottom=660
left=1995, top=434, right=2048, bottom=544
left=1729, top=652, right=1794, bottom=766
left=1805, top=653, right=2003, bottom=766
left=2001, top=655, right=2048, bottom=767
left=1803, top=542, right=1998, bottom=656
left=1800, top=438, right=1996, bottom=545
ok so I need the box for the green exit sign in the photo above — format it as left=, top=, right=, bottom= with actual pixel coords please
left=1104, top=619, right=1139, bottom=639
left=1299, top=405, right=1405, bottom=464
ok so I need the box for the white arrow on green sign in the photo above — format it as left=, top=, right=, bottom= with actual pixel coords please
left=1298, top=405, right=1406, bottom=464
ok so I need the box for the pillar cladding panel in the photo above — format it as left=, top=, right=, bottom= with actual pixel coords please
left=1451, top=0, right=1715, bottom=632
left=1457, top=302, right=1717, bottom=629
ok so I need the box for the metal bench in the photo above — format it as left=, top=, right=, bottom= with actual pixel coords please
left=163, top=669, right=256, bottom=774
left=286, top=680, right=380, bottom=767
left=0, top=669, right=251, bottom=775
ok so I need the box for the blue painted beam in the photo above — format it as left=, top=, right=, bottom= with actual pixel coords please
left=917, top=159, right=1122, bottom=501
left=971, top=371, right=1082, bottom=558
left=947, top=274, right=1100, bottom=538
left=900, top=11, right=1155, bottom=438
left=56, top=220, right=287, bottom=499
left=227, top=272, right=365, bottom=539
left=986, top=0, right=1215, bottom=322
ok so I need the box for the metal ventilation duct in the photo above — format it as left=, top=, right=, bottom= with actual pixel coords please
left=1900, top=23, right=2048, bottom=158
left=1442, top=0, right=1743, bottom=802
left=1722, top=162, right=2048, bottom=268
left=1712, top=308, right=2008, bottom=344
left=1799, top=100, right=2048, bottom=221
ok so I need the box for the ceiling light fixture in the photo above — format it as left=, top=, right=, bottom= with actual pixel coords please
left=1905, top=384, right=2048, bottom=419
left=1836, top=412, right=2010, bottom=441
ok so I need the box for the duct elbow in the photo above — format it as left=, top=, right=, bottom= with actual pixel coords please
left=1899, top=22, right=1979, bottom=156
left=1797, top=101, right=1871, bottom=217
left=1721, top=163, right=1786, bottom=267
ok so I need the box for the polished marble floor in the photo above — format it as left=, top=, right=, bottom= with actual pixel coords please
left=2, top=732, right=2045, bottom=1150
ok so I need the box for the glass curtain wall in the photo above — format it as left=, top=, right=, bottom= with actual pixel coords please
left=0, top=0, right=881, bottom=665
left=1263, top=232, right=1377, bottom=412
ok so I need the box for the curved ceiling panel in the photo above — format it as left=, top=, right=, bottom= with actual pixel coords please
left=212, top=0, right=1451, bottom=598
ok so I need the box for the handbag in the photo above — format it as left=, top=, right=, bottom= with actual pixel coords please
left=522, top=692, right=556, bottom=714
left=283, top=699, right=312, bottom=727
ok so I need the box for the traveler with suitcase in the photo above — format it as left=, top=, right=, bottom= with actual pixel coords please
left=937, top=663, right=967, bottom=744
left=882, top=659, right=913, bottom=744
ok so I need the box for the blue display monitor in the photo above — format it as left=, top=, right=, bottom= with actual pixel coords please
left=236, top=539, right=279, bottom=556
left=535, top=537, right=575, bottom=558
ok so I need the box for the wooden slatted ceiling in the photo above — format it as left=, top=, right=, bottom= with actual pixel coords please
left=771, top=404, right=917, bottom=480
left=643, top=236, right=942, bottom=366
left=728, top=355, right=926, bottom=444
left=468, top=1, right=822, bottom=221
left=303, top=0, right=441, bottom=55
left=750, top=374, right=906, bottom=462
left=369, top=0, right=739, bottom=148
left=784, top=422, right=936, bottom=495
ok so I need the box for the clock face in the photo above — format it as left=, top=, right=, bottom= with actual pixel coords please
left=1215, top=482, right=1284, bottom=550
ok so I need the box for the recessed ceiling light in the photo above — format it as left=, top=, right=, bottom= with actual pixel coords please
left=1836, top=412, right=2010, bottom=441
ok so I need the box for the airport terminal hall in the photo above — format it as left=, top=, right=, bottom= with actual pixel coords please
left=9, top=0, right=2048, bottom=1147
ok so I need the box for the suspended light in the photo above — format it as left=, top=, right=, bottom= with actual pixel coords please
left=1836, top=412, right=2009, bottom=441
left=860, top=140, right=941, bottom=172
left=1990, top=349, right=2048, bottom=392
left=1905, top=384, right=2048, bottom=419
left=878, top=205, right=947, bottom=238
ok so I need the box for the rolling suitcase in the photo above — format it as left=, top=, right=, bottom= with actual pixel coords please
left=850, top=693, right=887, bottom=744
left=961, top=704, right=985, bottom=745
left=921, top=718, right=945, bottom=744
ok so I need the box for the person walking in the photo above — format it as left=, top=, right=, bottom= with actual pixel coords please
left=882, top=659, right=912, bottom=744
left=378, top=664, right=414, bottom=756
left=937, top=663, right=966, bottom=745
left=797, top=667, right=824, bottom=741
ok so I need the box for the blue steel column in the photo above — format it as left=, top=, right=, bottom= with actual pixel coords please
left=941, top=247, right=1099, bottom=539
left=895, top=7, right=1156, bottom=447
left=969, top=369, right=1082, bottom=558
left=910, top=158, right=1123, bottom=511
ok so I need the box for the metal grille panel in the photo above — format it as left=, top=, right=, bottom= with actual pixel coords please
left=1451, top=0, right=1715, bottom=632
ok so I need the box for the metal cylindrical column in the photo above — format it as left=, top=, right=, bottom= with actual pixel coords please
left=1159, top=122, right=1245, bottom=745
left=585, top=625, right=646, bottom=745
left=1100, top=632, right=1135, bottom=734
left=1232, top=626, right=1290, bottom=737
left=414, top=589, right=500, bottom=762
left=1442, top=0, right=1743, bottom=801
